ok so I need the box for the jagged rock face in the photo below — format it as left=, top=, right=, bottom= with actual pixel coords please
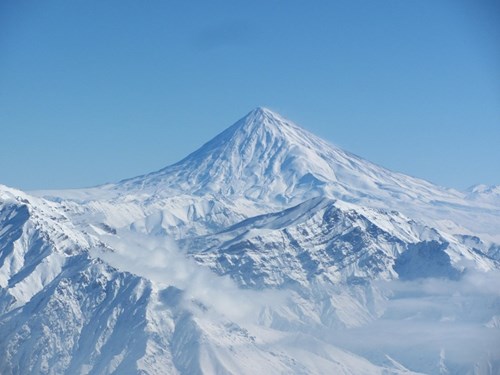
left=1, top=108, right=499, bottom=374
left=186, top=197, right=460, bottom=289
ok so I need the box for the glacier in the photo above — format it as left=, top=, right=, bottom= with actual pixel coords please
left=0, top=107, right=499, bottom=374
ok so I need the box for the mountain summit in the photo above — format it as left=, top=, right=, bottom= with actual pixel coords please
left=34, top=108, right=500, bottom=239
left=117, top=107, right=459, bottom=208
left=117, top=106, right=340, bottom=200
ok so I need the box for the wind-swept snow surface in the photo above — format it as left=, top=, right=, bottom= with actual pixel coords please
left=1, top=108, right=499, bottom=374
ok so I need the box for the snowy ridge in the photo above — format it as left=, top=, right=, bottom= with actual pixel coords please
left=187, top=197, right=495, bottom=289
left=2, top=108, right=500, bottom=374
left=0, top=187, right=422, bottom=375
left=465, top=184, right=500, bottom=205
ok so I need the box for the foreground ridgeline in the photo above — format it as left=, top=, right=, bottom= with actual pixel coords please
left=1, top=108, right=499, bottom=374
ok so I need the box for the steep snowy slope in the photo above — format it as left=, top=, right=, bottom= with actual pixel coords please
left=0, top=186, right=424, bottom=375
left=0, top=186, right=179, bottom=374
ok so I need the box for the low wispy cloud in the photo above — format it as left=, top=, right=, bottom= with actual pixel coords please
left=93, top=230, right=286, bottom=324
left=329, top=269, right=500, bottom=373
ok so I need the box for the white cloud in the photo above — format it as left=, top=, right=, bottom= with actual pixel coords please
left=93, top=229, right=287, bottom=325
left=329, top=270, right=500, bottom=373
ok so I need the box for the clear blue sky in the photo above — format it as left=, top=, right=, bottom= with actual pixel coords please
left=1, top=0, right=499, bottom=190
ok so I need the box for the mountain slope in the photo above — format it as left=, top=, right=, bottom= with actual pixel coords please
left=0, top=186, right=427, bottom=375
left=118, top=107, right=452, bottom=201
left=186, top=197, right=494, bottom=289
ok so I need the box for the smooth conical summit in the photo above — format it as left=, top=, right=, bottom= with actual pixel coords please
left=115, top=107, right=461, bottom=216
left=230, top=106, right=300, bottom=137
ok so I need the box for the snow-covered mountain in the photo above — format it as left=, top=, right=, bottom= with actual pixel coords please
left=1, top=108, right=499, bottom=374
left=36, top=107, right=500, bottom=241
left=465, top=184, right=500, bottom=206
